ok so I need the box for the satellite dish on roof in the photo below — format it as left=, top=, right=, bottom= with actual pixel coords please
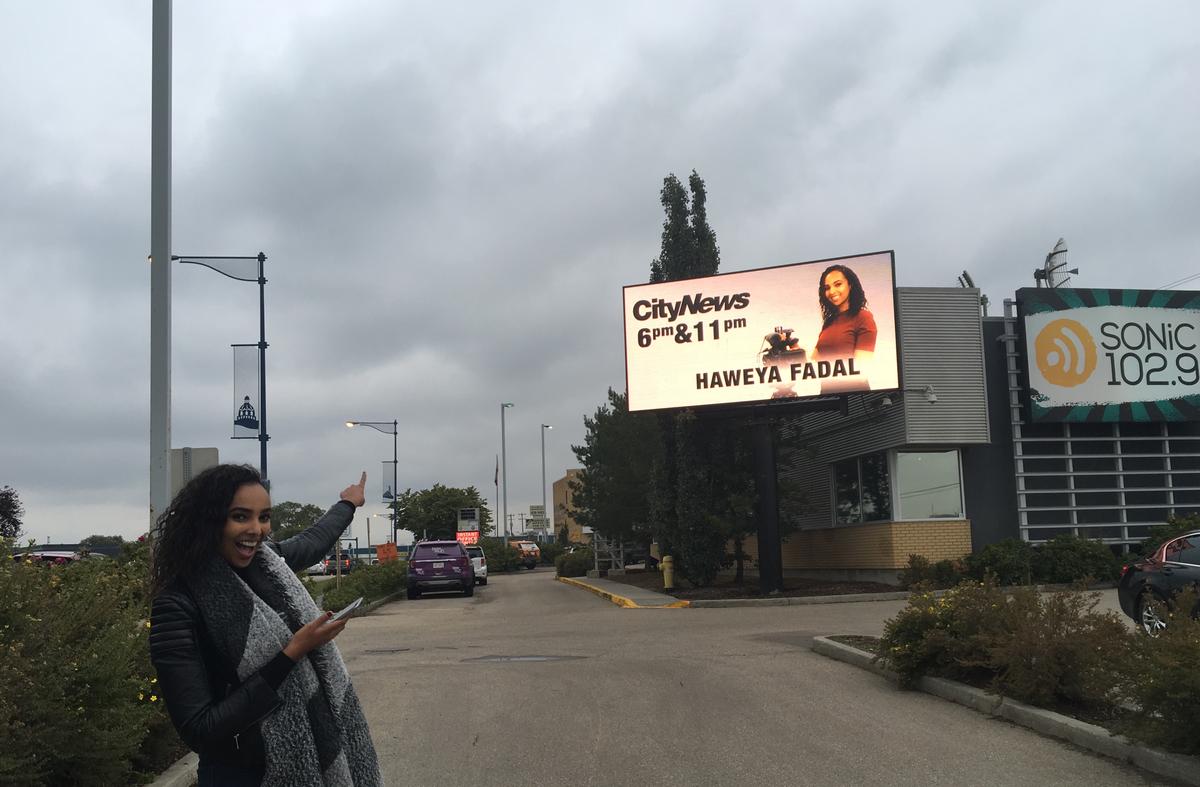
left=1034, top=238, right=1079, bottom=288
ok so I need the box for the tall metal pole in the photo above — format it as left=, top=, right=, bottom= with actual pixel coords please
left=501, top=402, right=513, bottom=540
left=392, top=419, right=398, bottom=541
left=149, top=0, right=173, bottom=530
left=541, top=424, right=552, bottom=536
left=257, top=251, right=269, bottom=486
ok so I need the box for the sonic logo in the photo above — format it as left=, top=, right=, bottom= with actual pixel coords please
left=1034, top=319, right=1097, bottom=387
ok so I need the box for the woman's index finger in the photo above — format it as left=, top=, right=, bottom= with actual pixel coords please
left=359, top=471, right=367, bottom=486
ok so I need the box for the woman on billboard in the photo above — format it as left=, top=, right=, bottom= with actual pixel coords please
left=814, top=264, right=876, bottom=391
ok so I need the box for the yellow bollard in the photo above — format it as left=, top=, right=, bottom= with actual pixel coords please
left=661, top=555, right=675, bottom=592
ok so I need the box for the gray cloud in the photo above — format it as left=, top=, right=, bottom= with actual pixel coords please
left=2, top=0, right=1198, bottom=542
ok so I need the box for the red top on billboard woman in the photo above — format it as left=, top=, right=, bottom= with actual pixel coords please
left=814, top=264, right=876, bottom=393
left=815, top=264, right=877, bottom=360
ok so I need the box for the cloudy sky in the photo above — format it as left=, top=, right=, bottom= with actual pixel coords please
left=2, top=1, right=1197, bottom=545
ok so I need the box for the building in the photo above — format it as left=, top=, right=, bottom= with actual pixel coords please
left=744, top=285, right=1200, bottom=582
left=552, top=469, right=589, bottom=544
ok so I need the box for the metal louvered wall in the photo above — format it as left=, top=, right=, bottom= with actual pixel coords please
left=899, top=288, right=991, bottom=444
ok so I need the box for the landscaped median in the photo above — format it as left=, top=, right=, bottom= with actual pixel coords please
left=812, top=636, right=1199, bottom=787
left=810, top=578, right=1200, bottom=786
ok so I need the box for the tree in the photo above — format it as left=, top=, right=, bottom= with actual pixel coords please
left=569, top=389, right=661, bottom=546
left=0, top=485, right=24, bottom=539
left=646, top=170, right=733, bottom=585
left=270, top=501, right=326, bottom=542
left=648, top=170, right=720, bottom=283
left=394, top=485, right=491, bottom=542
left=79, top=534, right=126, bottom=550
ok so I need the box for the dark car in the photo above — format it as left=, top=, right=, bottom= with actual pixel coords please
left=407, top=540, right=474, bottom=599
left=1117, top=529, right=1200, bottom=635
left=323, top=553, right=353, bottom=575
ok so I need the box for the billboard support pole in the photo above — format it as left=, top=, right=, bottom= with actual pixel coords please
left=751, top=415, right=784, bottom=594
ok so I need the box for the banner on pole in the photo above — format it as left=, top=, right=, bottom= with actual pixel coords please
left=232, top=344, right=260, bottom=439
left=382, top=461, right=395, bottom=502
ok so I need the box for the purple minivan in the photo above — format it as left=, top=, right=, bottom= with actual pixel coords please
left=407, top=540, right=475, bottom=599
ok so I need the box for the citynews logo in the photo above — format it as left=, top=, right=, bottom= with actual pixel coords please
left=1034, top=319, right=1096, bottom=387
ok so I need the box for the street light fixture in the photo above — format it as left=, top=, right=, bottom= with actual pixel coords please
left=174, top=252, right=271, bottom=484
left=541, top=424, right=552, bottom=537
left=500, top=403, right=514, bottom=540
left=345, top=420, right=399, bottom=540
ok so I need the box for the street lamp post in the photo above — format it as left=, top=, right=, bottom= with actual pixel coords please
left=345, top=420, right=399, bottom=539
left=368, top=512, right=390, bottom=560
left=541, top=424, right=552, bottom=537
left=500, top=403, right=514, bottom=540
left=175, top=252, right=270, bottom=484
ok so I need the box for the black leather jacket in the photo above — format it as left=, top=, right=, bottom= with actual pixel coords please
left=149, top=501, right=354, bottom=768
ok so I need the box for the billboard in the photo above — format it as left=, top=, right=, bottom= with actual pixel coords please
left=1018, top=287, right=1200, bottom=422
left=623, top=251, right=899, bottom=412
left=457, top=508, right=480, bottom=532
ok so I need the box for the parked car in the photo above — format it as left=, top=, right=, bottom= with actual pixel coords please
left=1117, top=529, right=1200, bottom=635
left=407, top=540, right=474, bottom=599
left=508, top=540, right=540, bottom=570
left=306, top=561, right=327, bottom=575
left=323, top=553, right=353, bottom=575
left=11, top=550, right=99, bottom=566
left=465, top=544, right=487, bottom=585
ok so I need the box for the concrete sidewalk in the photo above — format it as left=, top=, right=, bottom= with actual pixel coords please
left=556, top=575, right=689, bottom=608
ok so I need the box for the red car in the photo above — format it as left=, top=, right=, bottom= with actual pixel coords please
left=407, top=540, right=474, bottom=599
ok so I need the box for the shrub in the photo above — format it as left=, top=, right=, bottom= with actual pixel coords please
left=317, top=560, right=407, bottom=611
left=555, top=548, right=594, bottom=578
left=0, top=546, right=160, bottom=786
left=932, top=559, right=966, bottom=588
left=481, top=540, right=522, bottom=572
left=965, top=539, right=1034, bottom=585
left=987, top=589, right=1129, bottom=710
left=1117, top=587, right=1200, bottom=755
left=877, top=577, right=1130, bottom=711
left=538, top=542, right=565, bottom=565
left=1030, top=534, right=1120, bottom=584
left=897, top=555, right=933, bottom=589
left=878, top=579, right=1016, bottom=687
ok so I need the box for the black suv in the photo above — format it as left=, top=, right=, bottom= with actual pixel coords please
left=323, top=554, right=353, bottom=575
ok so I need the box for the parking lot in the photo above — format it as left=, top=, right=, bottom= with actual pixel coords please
left=334, top=571, right=1164, bottom=786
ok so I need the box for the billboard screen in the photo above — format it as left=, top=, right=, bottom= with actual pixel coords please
left=623, top=251, right=899, bottom=412
left=1018, top=287, right=1200, bottom=422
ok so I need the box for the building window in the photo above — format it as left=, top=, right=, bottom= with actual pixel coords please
left=833, top=451, right=892, bottom=524
left=896, top=451, right=963, bottom=519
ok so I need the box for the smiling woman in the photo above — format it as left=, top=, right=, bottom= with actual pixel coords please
left=148, top=464, right=382, bottom=786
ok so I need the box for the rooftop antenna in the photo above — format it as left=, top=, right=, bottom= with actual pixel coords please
left=957, top=269, right=989, bottom=317
left=1034, top=238, right=1078, bottom=288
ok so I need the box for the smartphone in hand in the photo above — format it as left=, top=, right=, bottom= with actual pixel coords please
left=329, top=596, right=364, bottom=622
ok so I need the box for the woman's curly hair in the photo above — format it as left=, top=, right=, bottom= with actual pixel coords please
left=150, top=463, right=264, bottom=597
left=818, top=264, right=868, bottom=327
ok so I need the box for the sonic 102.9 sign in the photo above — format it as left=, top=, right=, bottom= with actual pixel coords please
left=1019, top=288, right=1200, bottom=422
left=623, top=251, right=899, bottom=412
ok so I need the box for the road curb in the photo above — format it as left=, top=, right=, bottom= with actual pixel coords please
left=145, top=752, right=198, bottom=787
left=556, top=576, right=690, bottom=608
left=811, top=636, right=1200, bottom=786
left=690, top=591, right=912, bottom=607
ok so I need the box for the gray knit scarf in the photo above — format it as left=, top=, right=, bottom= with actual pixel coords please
left=190, top=547, right=381, bottom=786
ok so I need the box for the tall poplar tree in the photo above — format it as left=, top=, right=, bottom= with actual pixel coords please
left=0, top=486, right=24, bottom=539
